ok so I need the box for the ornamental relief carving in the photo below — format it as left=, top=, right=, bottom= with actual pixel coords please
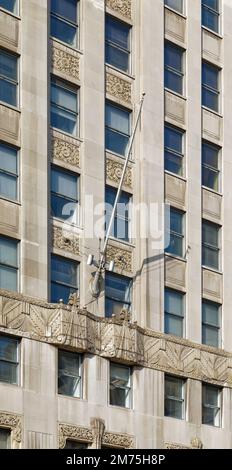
left=106, top=157, right=132, bottom=188
left=59, top=423, right=93, bottom=449
left=106, top=72, right=132, bottom=105
left=106, top=0, right=132, bottom=20
left=52, top=136, right=80, bottom=167
left=52, top=45, right=80, bottom=81
left=0, top=412, right=22, bottom=448
left=53, top=226, right=80, bottom=256
left=106, top=244, right=133, bottom=273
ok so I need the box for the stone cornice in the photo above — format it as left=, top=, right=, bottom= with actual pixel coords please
left=0, top=290, right=232, bottom=387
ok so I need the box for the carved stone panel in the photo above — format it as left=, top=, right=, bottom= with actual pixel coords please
left=0, top=10, right=20, bottom=53
left=59, top=423, right=93, bottom=449
left=106, top=156, right=132, bottom=189
left=52, top=42, right=80, bottom=82
left=0, top=105, right=20, bottom=146
left=102, top=431, right=135, bottom=449
left=106, top=244, right=133, bottom=273
left=165, top=90, right=186, bottom=128
left=0, top=412, right=22, bottom=449
left=52, top=130, right=80, bottom=168
left=53, top=226, right=80, bottom=256
left=165, top=8, right=186, bottom=45
left=106, top=72, right=132, bottom=105
left=106, top=0, right=132, bottom=20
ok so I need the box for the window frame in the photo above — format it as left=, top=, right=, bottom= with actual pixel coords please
left=50, top=77, right=79, bottom=137
left=57, top=349, right=82, bottom=398
left=105, top=101, right=131, bottom=157
left=202, top=141, right=220, bottom=193
left=0, top=236, right=19, bottom=292
left=105, top=271, right=132, bottom=318
left=0, top=142, right=19, bottom=202
left=164, top=374, right=185, bottom=420
left=165, top=288, right=185, bottom=338
left=50, top=0, right=79, bottom=48
left=51, top=165, right=79, bottom=223
left=202, top=383, right=222, bottom=427
left=202, top=0, right=220, bottom=34
left=109, top=362, right=132, bottom=409
left=0, top=334, right=20, bottom=386
left=166, top=208, right=185, bottom=258
left=202, top=220, right=220, bottom=271
left=0, top=49, right=18, bottom=108
left=51, top=254, right=79, bottom=304
left=164, top=124, right=185, bottom=176
left=105, top=14, right=131, bottom=74
left=0, top=428, right=11, bottom=449
left=164, top=41, right=184, bottom=96
left=202, top=61, right=220, bottom=113
left=202, top=300, right=221, bottom=348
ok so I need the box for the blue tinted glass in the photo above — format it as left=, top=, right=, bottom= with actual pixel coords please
left=164, top=70, right=182, bottom=94
left=202, top=221, right=218, bottom=246
left=170, top=210, right=182, bottom=234
left=106, top=16, right=130, bottom=50
left=202, top=8, right=219, bottom=32
left=51, top=16, right=76, bottom=46
left=106, top=44, right=129, bottom=73
left=0, top=173, right=17, bottom=200
left=165, top=0, right=183, bottom=13
left=106, top=104, right=130, bottom=135
left=0, top=79, right=16, bottom=106
left=51, top=194, right=77, bottom=220
left=203, top=0, right=218, bottom=10
left=51, top=0, right=77, bottom=23
left=0, top=0, right=17, bottom=13
left=202, top=302, right=219, bottom=326
left=0, top=51, right=17, bottom=81
left=165, top=289, right=183, bottom=316
left=202, top=88, right=218, bottom=112
left=51, top=282, right=76, bottom=304
left=51, top=105, right=77, bottom=135
left=165, top=43, right=182, bottom=72
left=0, top=238, right=17, bottom=267
left=165, top=314, right=183, bottom=337
left=51, top=82, right=77, bottom=112
left=0, top=336, right=17, bottom=362
left=51, top=256, right=77, bottom=287
left=0, top=144, right=17, bottom=174
left=165, top=127, right=182, bottom=153
left=165, top=151, right=182, bottom=175
left=202, top=63, right=218, bottom=90
left=105, top=273, right=131, bottom=303
left=51, top=168, right=77, bottom=199
left=106, top=187, right=130, bottom=241
left=0, top=266, right=17, bottom=291
left=202, top=143, right=218, bottom=169
left=105, top=128, right=129, bottom=156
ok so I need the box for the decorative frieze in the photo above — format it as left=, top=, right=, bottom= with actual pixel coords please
left=53, top=226, right=80, bottom=256
left=106, top=157, right=132, bottom=188
left=106, top=0, right=132, bottom=20
left=102, top=431, right=135, bottom=449
left=0, top=412, right=22, bottom=448
left=52, top=133, right=80, bottom=168
left=106, top=244, right=133, bottom=273
left=1, top=291, right=232, bottom=388
left=59, top=423, right=93, bottom=449
left=52, top=44, right=80, bottom=81
left=106, top=72, right=132, bottom=105
left=166, top=437, right=203, bottom=449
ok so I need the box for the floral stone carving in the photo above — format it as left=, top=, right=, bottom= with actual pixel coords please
left=106, top=0, right=132, bottom=20
left=106, top=72, right=132, bottom=104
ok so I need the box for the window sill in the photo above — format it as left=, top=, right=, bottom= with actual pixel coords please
left=0, top=196, right=21, bottom=206
left=50, top=126, right=82, bottom=142
left=50, top=36, right=83, bottom=55
left=105, top=63, right=135, bottom=81
left=164, top=88, right=187, bottom=101
left=165, top=252, right=187, bottom=263
left=202, top=185, right=222, bottom=197
left=202, top=25, right=223, bottom=40
left=164, top=170, right=186, bottom=182
left=164, top=415, right=185, bottom=422
left=108, top=404, right=132, bottom=412
left=202, top=265, right=222, bottom=276
left=105, top=148, right=134, bottom=163
left=51, top=216, right=83, bottom=231
left=0, top=7, right=21, bottom=20
left=57, top=393, right=85, bottom=402
left=202, top=105, right=223, bottom=119
left=0, top=101, right=20, bottom=114
left=164, top=5, right=187, bottom=20
left=108, top=236, right=135, bottom=249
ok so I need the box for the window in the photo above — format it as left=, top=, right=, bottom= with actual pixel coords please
left=0, top=429, right=11, bottom=449
left=202, top=220, right=220, bottom=270
left=202, top=383, right=221, bottom=426
left=165, top=125, right=184, bottom=176
left=0, top=335, right=19, bottom=385
left=105, top=272, right=132, bottom=318
left=165, top=0, right=183, bottom=13
left=105, top=102, right=131, bottom=157
left=165, top=375, right=185, bottom=419
left=0, top=50, right=18, bottom=107
left=0, top=143, right=18, bottom=200
left=58, top=350, right=82, bottom=398
left=105, top=186, right=131, bottom=242
left=202, top=62, right=220, bottom=112
left=65, top=440, right=88, bottom=449
left=202, top=141, right=220, bottom=192
left=202, top=300, right=220, bottom=348
left=105, top=15, right=131, bottom=73
left=51, top=255, right=79, bottom=304
left=164, top=42, right=184, bottom=95
left=165, top=289, right=184, bottom=337
left=202, top=0, right=219, bottom=33
left=0, top=236, right=18, bottom=291
left=51, top=0, right=79, bottom=47
left=0, top=0, right=17, bottom=14
left=51, top=78, right=79, bottom=136
left=110, top=362, right=132, bottom=408
left=166, top=208, right=184, bottom=258
left=51, top=167, right=79, bottom=222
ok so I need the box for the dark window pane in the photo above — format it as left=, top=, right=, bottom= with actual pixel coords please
left=51, top=0, right=77, bottom=23
left=51, top=256, right=77, bottom=287
left=0, top=336, right=18, bottom=361
left=165, top=127, right=182, bottom=153
left=106, top=44, right=129, bottom=73
left=0, top=79, right=16, bottom=107
left=202, top=246, right=218, bottom=269
left=0, top=173, right=17, bottom=200
left=165, top=151, right=182, bottom=175
left=51, top=16, right=77, bottom=47
left=164, top=70, right=182, bottom=95
left=170, top=210, right=182, bottom=234
left=106, top=16, right=130, bottom=50
left=165, top=44, right=182, bottom=72
left=65, top=441, right=87, bottom=449
left=202, top=143, right=219, bottom=169
left=0, top=0, right=17, bottom=13
left=58, top=350, right=81, bottom=397
left=204, top=0, right=218, bottom=8
left=105, top=273, right=132, bottom=318
left=202, top=8, right=219, bottom=33
left=51, top=282, right=76, bottom=304
left=202, top=221, right=218, bottom=246
left=202, top=406, right=219, bottom=425
left=164, top=126, right=183, bottom=175
left=165, top=0, right=183, bottom=13
left=0, top=51, right=17, bottom=81
left=105, top=186, right=130, bottom=241
left=165, top=398, right=183, bottom=419
left=202, top=88, right=218, bottom=112
left=202, top=324, right=219, bottom=347
left=105, top=128, right=129, bottom=156
left=202, top=167, right=218, bottom=191
left=165, top=314, right=183, bottom=337
left=0, top=429, right=10, bottom=449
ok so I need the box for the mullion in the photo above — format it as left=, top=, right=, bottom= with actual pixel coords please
left=51, top=191, right=77, bottom=204
left=106, top=125, right=130, bottom=140
left=106, top=39, right=130, bottom=55
left=51, top=12, right=78, bottom=29
left=203, top=83, right=219, bottom=95
left=203, top=162, right=219, bottom=173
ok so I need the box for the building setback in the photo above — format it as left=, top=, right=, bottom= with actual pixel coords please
left=0, top=0, right=232, bottom=449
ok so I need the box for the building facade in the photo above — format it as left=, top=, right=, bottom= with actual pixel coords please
left=0, top=0, right=232, bottom=449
